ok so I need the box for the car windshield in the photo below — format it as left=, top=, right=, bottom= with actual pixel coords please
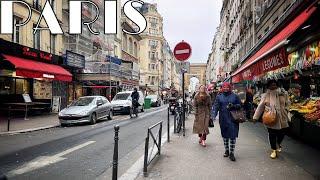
left=146, top=95, right=157, bottom=99
left=72, top=97, right=95, bottom=106
left=113, top=93, right=131, bottom=100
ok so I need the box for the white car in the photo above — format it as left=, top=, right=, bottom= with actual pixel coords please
left=111, top=91, right=145, bottom=114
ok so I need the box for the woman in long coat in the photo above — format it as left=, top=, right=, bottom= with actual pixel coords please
left=212, top=82, right=242, bottom=162
left=253, top=79, right=290, bottom=159
left=193, top=85, right=212, bottom=147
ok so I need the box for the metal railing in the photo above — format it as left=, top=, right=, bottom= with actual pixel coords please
left=143, top=121, right=163, bottom=177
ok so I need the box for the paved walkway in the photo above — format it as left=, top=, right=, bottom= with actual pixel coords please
left=137, top=115, right=320, bottom=180
left=0, top=113, right=59, bottom=134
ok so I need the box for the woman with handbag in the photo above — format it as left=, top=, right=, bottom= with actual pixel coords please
left=212, top=82, right=242, bottom=161
left=193, top=85, right=212, bottom=147
left=253, top=80, right=290, bottom=159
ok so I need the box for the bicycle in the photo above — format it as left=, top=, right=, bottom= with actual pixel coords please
left=174, top=103, right=183, bottom=133
left=130, top=100, right=139, bottom=118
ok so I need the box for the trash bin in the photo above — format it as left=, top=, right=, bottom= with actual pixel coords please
left=144, top=98, right=152, bottom=109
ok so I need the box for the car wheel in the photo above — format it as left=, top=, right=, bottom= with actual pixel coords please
left=90, top=113, right=97, bottom=125
left=141, top=105, right=145, bottom=112
left=107, top=110, right=113, bottom=120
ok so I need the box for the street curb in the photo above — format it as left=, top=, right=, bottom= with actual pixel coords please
left=0, top=124, right=60, bottom=136
left=0, top=106, right=168, bottom=136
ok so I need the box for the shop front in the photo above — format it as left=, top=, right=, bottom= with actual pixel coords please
left=0, top=39, right=72, bottom=116
left=231, top=4, right=320, bottom=148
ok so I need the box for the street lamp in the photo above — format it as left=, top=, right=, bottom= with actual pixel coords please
left=145, top=84, right=148, bottom=96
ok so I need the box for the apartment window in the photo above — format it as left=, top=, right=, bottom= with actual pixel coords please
left=129, top=38, right=133, bottom=54
left=150, top=51, right=157, bottom=60
left=12, top=16, right=22, bottom=43
left=149, top=28, right=158, bottom=35
left=50, top=35, right=56, bottom=54
left=51, top=0, right=55, bottom=12
left=273, top=17, right=278, bottom=24
left=134, top=42, right=138, bottom=57
left=33, top=25, right=41, bottom=50
left=123, top=33, right=127, bottom=51
left=149, top=40, right=158, bottom=47
left=33, top=0, right=40, bottom=10
left=264, top=26, right=269, bottom=34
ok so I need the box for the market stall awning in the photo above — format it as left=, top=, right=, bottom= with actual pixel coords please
left=3, top=54, right=72, bottom=82
left=232, top=6, right=317, bottom=83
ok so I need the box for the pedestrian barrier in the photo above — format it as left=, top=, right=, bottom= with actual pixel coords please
left=143, top=121, right=163, bottom=177
left=112, top=125, right=120, bottom=180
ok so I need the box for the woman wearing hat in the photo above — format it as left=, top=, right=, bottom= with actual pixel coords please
left=212, top=82, right=242, bottom=161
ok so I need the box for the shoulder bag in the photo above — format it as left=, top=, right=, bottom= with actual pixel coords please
left=262, top=94, right=277, bottom=126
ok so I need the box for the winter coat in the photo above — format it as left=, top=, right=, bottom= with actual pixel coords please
left=193, top=94, right=212, bottom=135
left=253, top=88, right=290, bottom=130
left=212, top=92, right=242, bottom=139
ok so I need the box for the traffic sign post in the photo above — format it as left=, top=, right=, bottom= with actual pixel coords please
left=173, top=41, right=192, bottom=137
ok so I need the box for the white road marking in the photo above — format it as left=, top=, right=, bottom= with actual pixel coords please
left=175, top=49, right=190, bottom=54
left=119, top=126, right=174, bottom=180
left=7, top=141, right=96, bottom=177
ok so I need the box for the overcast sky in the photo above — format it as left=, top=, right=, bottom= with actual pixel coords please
left=146, top=0, right=223, bottom=64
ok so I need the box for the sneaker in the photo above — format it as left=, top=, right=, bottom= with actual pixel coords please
left=201, top=140, right=206, bottom=147
left=277, top=145, right=282, bottom=153
left=223, top=150, right=229, bottom=157
left=229, top=153, right=236, bottom=161
left=270, top=150, right=277, bottom=159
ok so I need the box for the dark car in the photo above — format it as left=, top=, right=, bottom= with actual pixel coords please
left=146, top=95, right=161, bottom=107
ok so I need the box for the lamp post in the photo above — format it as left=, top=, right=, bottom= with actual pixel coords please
left=145, top=84, right=148, bottom=96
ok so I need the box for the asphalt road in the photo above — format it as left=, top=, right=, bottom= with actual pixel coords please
left=0, top=106, right=169, bottom=180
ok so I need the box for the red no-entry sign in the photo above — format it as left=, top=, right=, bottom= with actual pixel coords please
left=174, top=41, right=192, bottom=61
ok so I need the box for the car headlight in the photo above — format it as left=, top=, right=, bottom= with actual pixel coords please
left=79, top=110, right=91, bottom=116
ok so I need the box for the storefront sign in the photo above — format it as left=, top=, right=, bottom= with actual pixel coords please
left=0, top=39, right=58, bottom=63
left=106, top=55, right=122, bottom=65
left=239, top=48, right=288, bottom=81
left=43, top=74, right=55, bottom=79
left=22, top=47, right=52, bottom=61
left=22, top=94, right=32, bottom=103
left=66, top=50, right=85, bottom=69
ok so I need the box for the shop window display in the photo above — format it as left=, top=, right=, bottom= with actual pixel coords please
left=0, top=77, right=15, bottom=95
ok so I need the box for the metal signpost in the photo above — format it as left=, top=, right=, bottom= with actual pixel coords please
left=173, top=41, right=192, bottom=137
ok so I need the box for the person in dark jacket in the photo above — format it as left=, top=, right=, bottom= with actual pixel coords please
left=212, top=82, right=242, bottom=161
left=131, top=88, right=140, bottom=108
left=244, top=87, right=254, bottom=119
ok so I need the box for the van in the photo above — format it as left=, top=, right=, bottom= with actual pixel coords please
left=111, top=91, right=145, bottom=114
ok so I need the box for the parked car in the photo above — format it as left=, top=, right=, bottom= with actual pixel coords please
left=59, top=96, right=113, bottom=126
left=146, top=94, right=161, bottom=107
left=111, top=91, right=145, bottom=114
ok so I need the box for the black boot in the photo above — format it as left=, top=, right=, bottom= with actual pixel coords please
left=229, top=153, right=236, bottom=161
left=223, top=150, right=229, bottom=157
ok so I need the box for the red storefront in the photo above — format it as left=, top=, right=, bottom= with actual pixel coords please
left=0, top=39, right=72, bottom=114
left=232, top=5, right=317, bottom=83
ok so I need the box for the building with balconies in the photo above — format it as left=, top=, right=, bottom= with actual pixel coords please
left=137, top=3, right=165, bottom=95
left=62, top=0, right=123, bottom=100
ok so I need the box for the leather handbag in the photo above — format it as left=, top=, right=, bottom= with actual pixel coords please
left=230, top=109, right=246, bottom=123
left=262, top=106, right=277, bottom=126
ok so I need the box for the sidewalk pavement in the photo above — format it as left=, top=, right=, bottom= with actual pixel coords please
left=0, top=113, right=60, bottom=135
left=137, top=115, right=320, bottom=180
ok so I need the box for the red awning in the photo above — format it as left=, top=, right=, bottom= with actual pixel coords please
left=3, top=54, right=72, bottom=82
left=232, top=6, right=317, bottom=83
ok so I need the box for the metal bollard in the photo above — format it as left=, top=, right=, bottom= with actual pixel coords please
left=158, top=123, right=162, bottom=155
left=7, top=106, right=11, bottom=132
left=167, top=107, right=170, bottom=142
left=112, top=125, right=120, bottom=180
left=173, top=111, right=177, bottom=133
